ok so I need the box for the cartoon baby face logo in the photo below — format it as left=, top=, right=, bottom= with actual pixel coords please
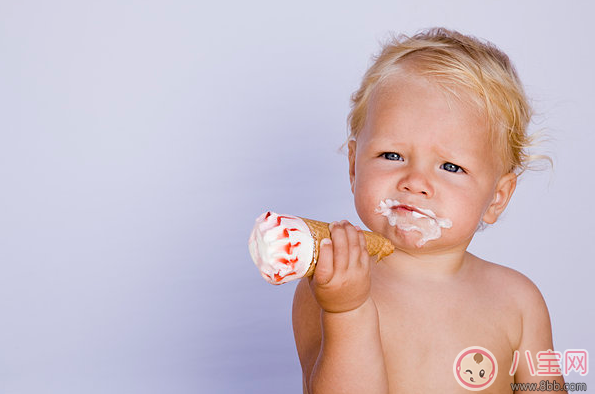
left=453, top=346, right=498, bottom=391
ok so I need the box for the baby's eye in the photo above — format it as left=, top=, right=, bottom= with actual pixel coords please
left=441, top=162, right=463, bottom=173
left=383, top=152, right=403, bottom=161
left=479, top=369, right=485, bottom=378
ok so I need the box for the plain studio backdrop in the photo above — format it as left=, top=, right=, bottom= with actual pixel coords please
left=0, top=1, right=593, bottom=393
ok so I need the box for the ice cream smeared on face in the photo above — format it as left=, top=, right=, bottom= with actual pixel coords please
left=248, top=212, right=315, bottom=285
left=375, top=199, right=453, bottom=247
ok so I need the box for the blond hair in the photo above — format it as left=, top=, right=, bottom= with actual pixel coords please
left=345, top=27, right=550, bottom=175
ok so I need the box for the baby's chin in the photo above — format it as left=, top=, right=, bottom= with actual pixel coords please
left=384, top=224, right=466, bottom=255
left=366, top=221, right=424, bottom=250
left=388, top=226, right=435, bottom=250
left=361, top=213, right=453, bottom=251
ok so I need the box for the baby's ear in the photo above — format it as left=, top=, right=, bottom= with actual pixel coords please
left=348, top=140, right=357, bottom=194
left=482, top=172, right=517, bottom=224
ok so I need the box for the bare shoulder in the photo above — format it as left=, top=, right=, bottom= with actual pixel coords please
left=469, top=254, right=552, bottom=346
left=292, top=278, right=322, bottom=392
left=467, top=254, right=553, bottom=355
left=471, top=254, right=547, bottom=308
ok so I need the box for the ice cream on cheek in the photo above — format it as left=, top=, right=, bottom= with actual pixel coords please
left=375, top=198, right=453, bottom=247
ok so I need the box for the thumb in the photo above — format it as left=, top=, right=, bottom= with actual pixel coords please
left=312, top=238, right=333, bottom=286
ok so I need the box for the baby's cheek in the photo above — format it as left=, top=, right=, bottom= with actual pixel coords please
left=353, top=190, right=379, bottom=228
left=353, top=193, right=371, bottom=222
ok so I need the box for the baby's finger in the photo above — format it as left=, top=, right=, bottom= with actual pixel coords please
left=329, top=221, right=349, bottom=274
left=344, top=222, right=362, bottom=269
left=357, top=228, right=370, bottom=269
left=312, top=238, right=333, bottom=285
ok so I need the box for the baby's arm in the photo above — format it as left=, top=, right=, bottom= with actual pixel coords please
left=513, top=277, right=566, bottom=393
left=292, top=221, right=389, bottom=394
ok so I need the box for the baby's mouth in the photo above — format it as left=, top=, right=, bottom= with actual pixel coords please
left=374, top=198, right=453, bottom=247
left=391, top=204, right=431, bottom=219
left=380, top=199, right=438, bottom=221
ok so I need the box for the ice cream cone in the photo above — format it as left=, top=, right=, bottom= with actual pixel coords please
left=249, top=211, right=395, bottom=285
left=301, top=217, right=394, bottom=277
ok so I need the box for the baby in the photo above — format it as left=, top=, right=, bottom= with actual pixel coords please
left=292, top=28, right=564, bottom=393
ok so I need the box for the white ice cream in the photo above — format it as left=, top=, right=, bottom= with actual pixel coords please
left=375, top=199, right=452, bottom=247
left=248, top=211, right=315, bottom=285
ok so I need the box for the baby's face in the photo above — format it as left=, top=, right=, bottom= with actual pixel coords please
left=349, top=71, right=511, bottom=252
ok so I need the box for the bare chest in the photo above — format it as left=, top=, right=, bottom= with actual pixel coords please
left=371, top=280, right=520, bottom=393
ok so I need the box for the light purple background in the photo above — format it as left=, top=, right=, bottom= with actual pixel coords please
left=1, top=1, right=593, bottom=393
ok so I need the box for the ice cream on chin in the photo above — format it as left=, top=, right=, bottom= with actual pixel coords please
left=248, top=211, right=395, bottom=285
left=375, top=199, right=453, bottom=247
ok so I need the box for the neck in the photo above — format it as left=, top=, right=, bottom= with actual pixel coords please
left=375, top=244, right=472, bottom=281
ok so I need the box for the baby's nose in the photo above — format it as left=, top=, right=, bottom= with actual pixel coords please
left=396, top=170, right=434, bottom=197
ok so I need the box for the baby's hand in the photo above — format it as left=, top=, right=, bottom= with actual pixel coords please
left=309, top=220, right=373, bottom=313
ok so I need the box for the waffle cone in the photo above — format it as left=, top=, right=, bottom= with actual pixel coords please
left=300, top=217, right=395, bottom=277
